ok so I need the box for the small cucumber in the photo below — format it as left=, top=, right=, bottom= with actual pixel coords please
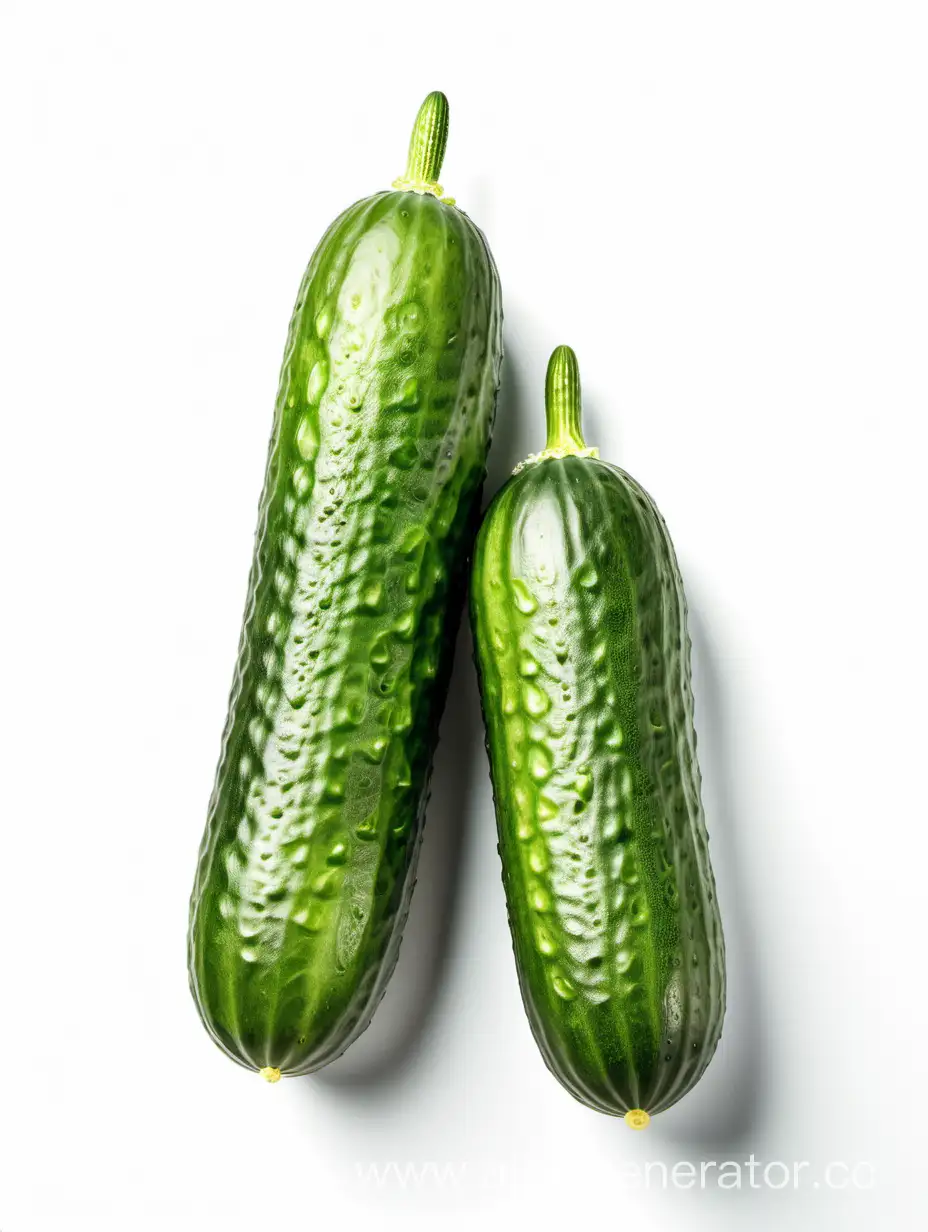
left=470, top=346, right=725, bottom=1122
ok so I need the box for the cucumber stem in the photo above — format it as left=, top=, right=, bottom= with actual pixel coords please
left=545, top=345, right=587, bottom=453
left=624, top=1108, right=651, bottom=1130
left=260, top=1067, right=282, bottom=1083
left=511, top=345, right=599, bottom=475
left=401, top=92, right=449, bottom=189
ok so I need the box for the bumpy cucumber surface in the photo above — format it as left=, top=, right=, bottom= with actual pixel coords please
left=470, top=347, right=724, bottom=1121
left=189, top=94, right=502, bottom=1078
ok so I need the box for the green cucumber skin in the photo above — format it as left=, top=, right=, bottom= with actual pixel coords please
left=470, top=456, right=725, bottom=1117
left=189, top=188, right=502, bottom=1075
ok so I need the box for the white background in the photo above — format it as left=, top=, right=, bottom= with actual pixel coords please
left=1, top=1, right=926, bottom=1228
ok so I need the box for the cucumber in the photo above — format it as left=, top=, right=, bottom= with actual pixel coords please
left=470, top=346, right=724, bottom=1123
left=188, top=93, right=502, bottom=1079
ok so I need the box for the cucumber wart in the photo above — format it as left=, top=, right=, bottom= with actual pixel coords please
left=188, top=93, right=502, bottom=1078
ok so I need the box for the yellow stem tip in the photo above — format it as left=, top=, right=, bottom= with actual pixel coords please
left=260, top=1067, right=282, bottom=1084
left=624, top=1109, right=650, bottom=1130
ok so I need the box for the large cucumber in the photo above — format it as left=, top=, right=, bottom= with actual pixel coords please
left=189, top=94, right=502, bottom=1079
left=470, top=347, right=724, bottom=1123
